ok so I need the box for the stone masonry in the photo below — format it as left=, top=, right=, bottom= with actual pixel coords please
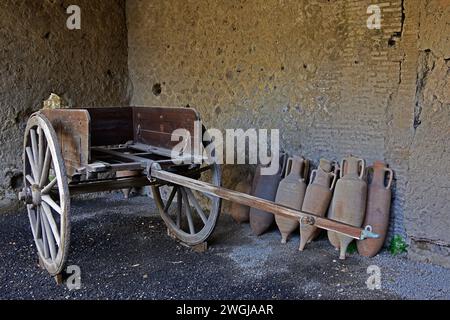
left=0, top=0, right=130, bottom=210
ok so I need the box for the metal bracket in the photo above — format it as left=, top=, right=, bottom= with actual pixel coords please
left=146, top=161, right=162, bottom=180
left=360, top=225, right=380, bottom=240
left=300, top=216, right=316, bottom=226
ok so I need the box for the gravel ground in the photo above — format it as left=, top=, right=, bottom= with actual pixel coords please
left=0, top=195, right=449, bottom=300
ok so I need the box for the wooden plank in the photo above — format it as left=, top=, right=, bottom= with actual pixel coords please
left=133, top=106, right=199, bottom=133
left=132, top=107, right=201, bottom=154
left=40, top=109, right=90, bottom=177
left=137, top=130, right=192, bottom=151
left=132, top=111, right=195, bottom=134
left=151, top=168, right=373, bottom=240
left=87, top=107, right=133, bottom=147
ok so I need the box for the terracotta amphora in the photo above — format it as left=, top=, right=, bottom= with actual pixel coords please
left=299, top=159, right=337, bottom=251
left=328, top=162, right=369, bottom=250
left=327, top=164, right=341, bottom=250
left=275, top=156, right=308, bottom=243
left=328, top=156, right=367, bottom=260
left=357, top=161, right=393, bottom=257
left=230, top=172, right=253, bottom=223
left=250, top=153, right=287, bottom=236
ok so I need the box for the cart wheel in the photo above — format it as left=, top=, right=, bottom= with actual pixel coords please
left=19, top=113, right=70, bottom=276
left=152, top=135, right=222, bottom=246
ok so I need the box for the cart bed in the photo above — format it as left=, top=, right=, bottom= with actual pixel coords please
left=41, top=106, right=202, bottom=177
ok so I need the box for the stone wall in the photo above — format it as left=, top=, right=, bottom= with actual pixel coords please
left=127, top=0, right=450, bottom=266
left=405, top=0, right=450, bottom=266
left=0, top=0, right=130, bottom=211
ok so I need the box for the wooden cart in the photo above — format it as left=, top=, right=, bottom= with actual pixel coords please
left=19, top=106, right=378, bottom=277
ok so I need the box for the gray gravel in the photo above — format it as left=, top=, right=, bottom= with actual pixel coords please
left=0, top=195, right=449, bottom=300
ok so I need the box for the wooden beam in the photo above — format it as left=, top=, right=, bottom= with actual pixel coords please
left=91, top=147, right=152, bottom=165
left=85, top=161, right=144, bottom=173
left=129, top=142, right=207, bottom=163
left=69, top=176, right=151, bottom=195
left=151, top=168, right=374, bottom=240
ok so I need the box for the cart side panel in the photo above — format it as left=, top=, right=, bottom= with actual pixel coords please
left=40, top=109, right=90, bottom=177
left=87, top=107, right=134, bottom=147
left=132, top=106, right=201, bottom=153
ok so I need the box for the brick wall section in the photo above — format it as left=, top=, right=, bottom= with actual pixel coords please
left=0, top=0, right=130, bottom=211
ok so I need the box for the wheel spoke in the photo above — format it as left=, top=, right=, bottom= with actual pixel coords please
left=26, top=147, right=39, bottom=181
left=40, top=209, right=50, bottom=259
left=38, top=126, right=44, bottom=170
left=30, top=129, right=39, bottom=176
left=203, top=192, right=216, bottom=200
left=35, top=238, right=45, bottom=256
left=33, top=207, right=42, bottom=239
left=41, top=208, right=57, bottom=260
left=36, top=209, right=42, bottom=238
left=180, top=188, right=195, bottom=235
left=39, top=147, right=51, bottom=188
left=41, top=178, right=58, bottom=195
left=163, top=187, right=177, bottom=212
left=185, top=188, right=208, bottom=224
left=176, top=188, right=182, bottom=228
left=28, top=210, right=38, bottom=239
left=26, top=175, right=35, bottom=185
left=41, top=202, right=61, bottom=246
left=41, top=195, right=62, bottom=215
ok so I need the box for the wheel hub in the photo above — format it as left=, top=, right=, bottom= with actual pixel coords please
left=31, top=185, right=42, bottom=206
left=19, top=185, right=41, bottom=206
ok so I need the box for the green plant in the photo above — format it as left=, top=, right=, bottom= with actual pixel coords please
left=346, top=241, right=357, bottom=254
left=389, top=235, right=408, bottom=255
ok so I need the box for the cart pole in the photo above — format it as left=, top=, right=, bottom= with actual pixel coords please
left=150, top=166, right=378, bottom=241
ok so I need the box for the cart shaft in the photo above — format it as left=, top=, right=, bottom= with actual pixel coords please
left=150, top=167, right=378, bottom=241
